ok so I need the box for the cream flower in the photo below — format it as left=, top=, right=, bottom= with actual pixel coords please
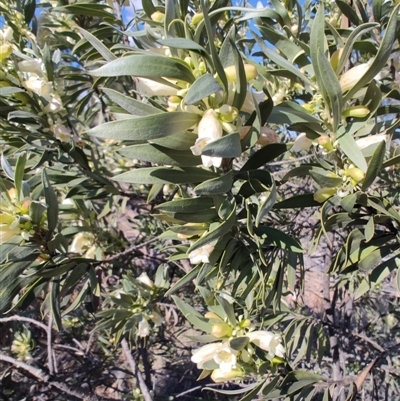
left=137, top=272, right=154, bottom=288
left=138, top=318, right=150, bottom=337
left=24, top=75, right=53, bottom=97
left=0, top=213, right=21, bottom=244
left=291, top=133, right=313, bottom=152
left=18, top=59, right=44, bottom=76
left=247, top=331, right=285, bottom=358
left=190, top=110, right=223, bottom=168
left=213, top=343, right=238, bottom=373
left=44, top=93, right=63, bottom=113
left=69, top=232, right=94, bottom=254
left=191, top=342, right=223, bottom=369
left=52, top=124, right=71, bottom=143
left=188, top=244, right=214, bottom=264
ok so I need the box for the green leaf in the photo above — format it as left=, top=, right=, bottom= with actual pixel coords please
left=254, top=226, right=303, bottom=253
left=230, top=336, right=249, bottom=351
left=251, top=31, right=315, bottom=88
left=199, top=0, right=228, bottom=91
left=118, top=144, right=200, bottom=167
left=335, top=22, right=378, bottom=75
left=157, top=38, right=206, bottom=53
left=241, top=144, right=289, bottom=171
left=185, top=73, right=222, bottom=105
left=24, top=0, right=36, bottom=24
left=188, top=202, right=236, bottom=253
left=336, top=0, right=362, bottom=25
left=361, top=140, right=386, bottom=190
left=42, top=169, right=58, bottom=234
left=337, top=128, right=368, bottom=172
left=14, top=152, right=27, bottom=202
left=53, top=3, right=115, bottom=18
left=194, top=171, right=233, bottom=195
left=274, top=194, right=320, bottom=209
left=156, top=197, right=215, bottom=213
left=102, top=88, right=159, bottom=116
left=316, top=48, right=343, bottom=133
left=76, top=27, right=117, bottom=62
left=87, top=112, right=200, bottom=141
left=344, top=4, right=400, bottom=101
left=89, top=54, right=195, bottom=83
left=113, top=166, right=217, bottom=185
left=202, top=132, right=242, bottom=158
left=172, top=295, right=212, bottom=332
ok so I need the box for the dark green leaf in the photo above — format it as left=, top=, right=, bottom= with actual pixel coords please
left=361, top=140, right=386, bottom=190
left=185, top=73, right=222, bottom=105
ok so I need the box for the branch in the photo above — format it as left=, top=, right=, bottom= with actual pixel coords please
left=0, top=316, right=47, bottom=331
left=0, top=352, right=100, bottom=401
left=121, top=338, right=153, bottom=401
left=106, top=237, right=161, bottom=262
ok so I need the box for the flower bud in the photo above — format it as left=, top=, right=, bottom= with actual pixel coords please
left=340, top=63, right=370, bottom=93
left=330, top=48, right=343, bottom=71
left=224, top=64, right=258, bottom=83
left=318, top=134, right=333, bottom=151
left=211, top=322, right=233, bottom=338
left=257, top=127, right=279, bottom=146
left=0, top=43, right=12, bottom=62
left=342, top=105, right=370, bottom=119
left=191, top=12, right=204, bottom=25
left=211, top=368, right=243, bottom=383
left=345, top=167, right=365, bottom=183
left=151, top=11, right=165, bottom=22
left=205, top=312, right=223, bottom=321
left=313, top=187, right=336, bottom=203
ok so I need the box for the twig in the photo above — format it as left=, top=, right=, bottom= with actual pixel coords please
left=0, top=316, right=47, bottom=332
left=106, top=237, right=161, bottom=262
left=0, top=352, right=99, bottom=401
left=121, top=338, right=153, bottom=401
left=175, top=382, right=225, bottom=398
left=47, top=315, right=54, bottom=375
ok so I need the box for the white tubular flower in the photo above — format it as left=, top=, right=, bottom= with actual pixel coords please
left=0, top=214, right=21, bottom=244
left=137, top=272, right=154, bottom=288
left=52, top=124, right=71, bottom=143
left=138, top=318, right=150, bottom=337
left=190, top=109, right=223, bottom=168
left=191, top=342, right=223, bottom=369
left=240, top=90, right=265, bottom=113
left=24, top=75, right=53, bottom=97
left=44, top=93, right=63, bottom=113
left=211, top=368, right=243, bottom=383
left=291, top=133, right=313, bottom=152
left=188, top=244, right=214, bottom=264
left=136, top=77, right=178, bottom=97
left=1, top=27, right=13, bottom=42
left=214, top=343, right=238, bottom=373
left=356, top=133, right=386, bottom=150
left=69, top=232, right=94, bottom=254
left=247, top=331, right=285, bottom=358
left=18, top=59, right=43, bottom=76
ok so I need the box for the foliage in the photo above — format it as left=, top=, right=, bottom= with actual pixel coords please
left=1, top=0, right=400, bottom=399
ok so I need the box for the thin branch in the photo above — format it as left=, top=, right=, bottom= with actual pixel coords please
left=106, top=237, right=161, bottom=262
left=0, top=352, right=100, bottom=401
left=121, top=338, right=153, bottom=401
left=175, top=382, right=224, bottom=398
left=47, top=315, right=54, bottom=375
left=0, top=316, right=47, bottom=332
